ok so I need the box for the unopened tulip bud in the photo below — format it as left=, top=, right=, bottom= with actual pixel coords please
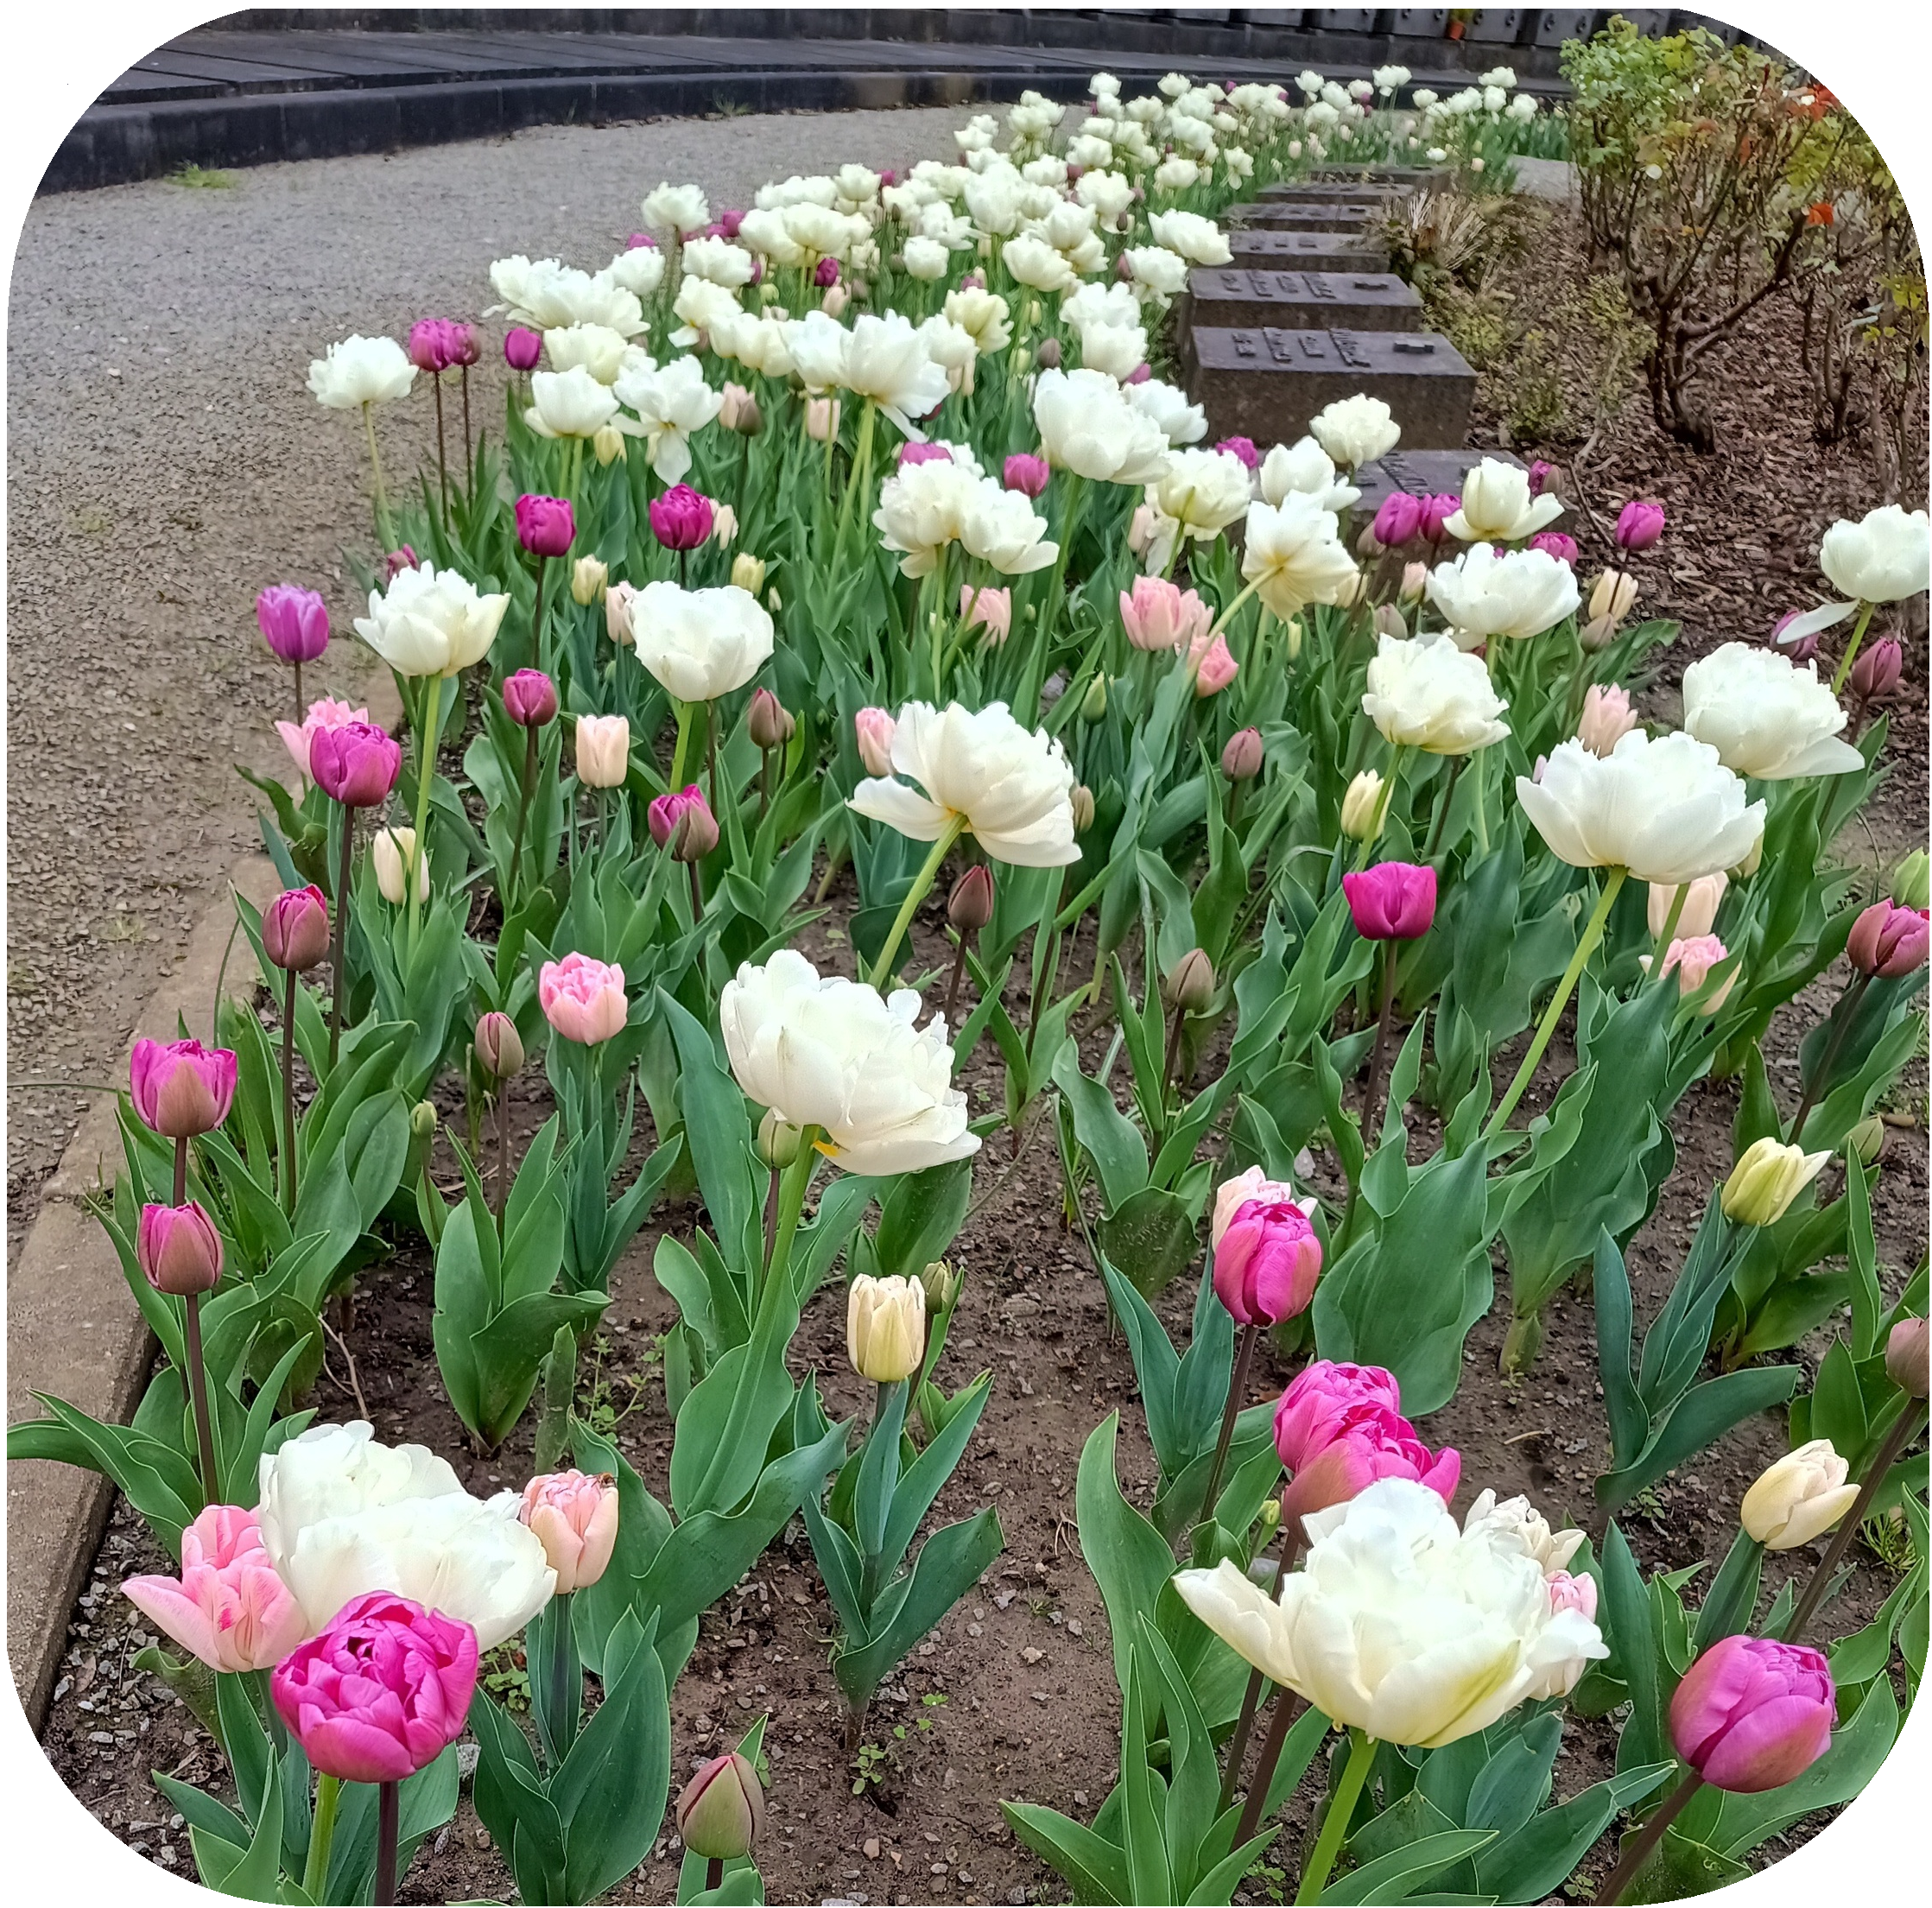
left=1070, top=783, right=1095, bottom=833
left=1850, top=636, right=1902, bottom=702
left=1722, top=1137, right=1831, bottom=1227
left=946, top=864, right=996, bottom=937
left=410, top=1100, right=440, bottom=1144
left=719, top=382, right=763, bottom=434
left=137, top=1201, right=223, bottom=1296
left=1587, top=567, right=1638, bottom=627
left=676, top=1751, right=764, bottom=1861
left=1165, top=948, right=1215, bottom=1013
left=1670, top=1634, right=1834, bottom=1793
left=1340, top=770, right=1384, bottom=842
left=1846, top=897, right=1930, bottom=978
left=1356, top=523, right=1383, bottom=559
left=1577, top=683, right=1641, bottom=757
left=1372, top=603, right=1407, bottom=640
left=1080, top=673, right=1108, bottom=722
left=592, top=422, right=627, bottom=466
left=474, top=1011, right=524, bottom=1081
left=1398, top=561, right=1428, bottom=604
left=372, top=827, right=429, bottom=906
left=1221, top=727, right=1264, bottom=782
left=1731, top=833, right=1764, bottom=879
left=821, top=282, right=849, bottom=319
left=130, top=1038, right=237, bottom=1139
left=1891, top=850, right=1931, bottom=911
left=732, top=552, right=766, bottom=596
left=575, top=713, right=631, bottom=789
left=854, top=707, right=896, bottom=777
left=1011, top=345, right=1032, bottom=376
left=746, top=688, right=793, bottom=750
left=1648, top=872, right=1726, bottom=940
left=1343, top=861, right=1437, bottom=941
left=516, top=493, right=575, bottom=559
left=1578, top=614, right=1618, bottom=653
left=804, top=396, right=842, bottom=442
left=503, top=668, right=559, bottom=728
left=920, top=1259, right=963, bottom=1317
left=1885, top=1316, right=1929, bottom=1398
left=757, top=1108, right=802, bottom=1170
left=605, top=580, right=637, bottom=647
left=263, top=884, right=330, bottom=972
left=1846, top=1113, right=1887, bottom=1164
left=1615, top=498, right=1666, bottom=552
left=711, top=503, right=739, bottom=548
left=571, top=556, right=608, bottom=605
left=648, top=784, right=719, bottom=861
left=518, top=1471, right=619, bottom=1594
left=504, top=326, right=542, bottom=371
left=848, top=1273, right=927, bottom=1383
left=1741, top=1440, right=1859, bottom=1550
left=1035, top=336, right=1062, bottom=370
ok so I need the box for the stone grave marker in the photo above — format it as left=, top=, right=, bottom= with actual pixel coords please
left=1224, top=198, right=1391, bottom=232
left=1228, top=226, right=1392, bottom=273
left=1188, top=326, right=1475, bottom=449
left=1176, top=269, right=1422, bottom=375
left=1352, top=448, right=1527, bottom=520
left=1255, top=179, right=1409, bottom=207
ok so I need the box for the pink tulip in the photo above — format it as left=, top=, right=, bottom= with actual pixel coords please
left=1213, top=1198, right=1322, bottom=1327
left=263, top=884, right=330, bottom=972
left=1770, top=608, right=1819, bottom=664
left=1615, top=498, right=1667, bottom=552
left=1371, top=491, right=1424, bottom=547
left=1126, top=504, right=1158, bottom=555
left=1417, top=493, right=1460, bottom=542
left=648, top=783, right=719, bottom=861
left=814, top=255, right=841, bottom=288
left=1547, top=1569, right=1597, bottom=1620
left=1210, top=1167, right=1302, bottom=1252
left=1222, top=727, right=1264, bottom=782
left=1653, top=934, right=1735, bottom=1007
left=516, top=493, right=575, bottom=558
left=276, top=696, right=371, bottom=784
left=626, top=232, right=658, bottom=250
left=504, top=326, right=542, bottom=371
left=1120, top=576, right=1213, bottom=653
left=539, top=952, right=629, bottom=1045
left=272, top=1591, right=478, bottom=1784
left=960, top=583, right=1012, bottom=645
left=256, top=585, right=331, bottom=664
left=1528, top=460, right=1555, bottom=497
left=136, top=1201, right=223, bottom=1296
left=854, top=707, right=897, bottom=777
left=1850, top=637, right=1902, bottom=701
left=448, top=323, right=483, bottom=368
left=385, top=545, right=420, bottom=584
left=1885, top=1316, right=1928, bottom=1398
left=130, top=1037, right=237, bottom=1138
left=718, top=207, right=746, bottom=238
left=1214, top=434, right=1260, bottom=470
left=1575, top=683, right=1640, bottom=757
left=309, top=719, right=402, bottom=808
left=1342, top=861, right=1437, bottom=941
left=407, top=318, right=457, bottom=373
left=1004, top=453, right=1050, bottom=498
left=1669, top=1633, right=1834, bottom=1793
left=898, top=441, right=953, bottom=468
left=649, top=484, right=716, bottom=551
left=1529, top=530, right=1578, bottom=566
left=1271, top=1361, right=1404, bottom=1473
left=1125, top=362, right=1151, bottom=384
left=1846, top=898, right=1930, bottom=979
left=1278, top=1402, right=1461, bottom=1531
left=474, top=1011, right=525, bottom=1080
left=1188, top=630, right=1238, bottom=697
left=676, top=1751, right=765, bottom=1860
left=519, top=1471, right=620, bottom=1594
left=503, top=668, right=559, bottom=728
left=122, top=1505, right=306, bottom=1675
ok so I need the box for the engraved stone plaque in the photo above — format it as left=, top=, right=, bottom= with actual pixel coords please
left=1223, top=198, right=1389, bottom=232
left=1227, top=226, right=1392, bottom=273
left=1254, top=179, right=1409, bottom=208
left=1351, top=448, right=1527, bottom=518
left=1175, top=269, right=1422, bottom=373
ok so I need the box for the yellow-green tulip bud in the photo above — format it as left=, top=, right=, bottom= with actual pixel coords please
left=847, top=1273, right=927, bottom=1383
left=920, top=1258, right=962, bottom=1317
left=571, top=555, right=608, bottom=606
left=732, top=552, right=766, bottom=597
left=1340, top=770, right=1384, bottom=843
left=757, top=1109, right=802, bottom=1170
left=1891, top=849, right=1930, bottom=912
left=1720, top=1137, right=1830, bottom=1227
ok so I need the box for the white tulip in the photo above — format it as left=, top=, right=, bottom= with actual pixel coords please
left=1074, top=168, right=1136, bottom=225
left=1740, top=1440, right=1861, bottom=1551
left=720, top=948, right=980, bottom=1176
left=1425, top=542, right=1580, bottom=646
left=613, top=353, right=724, bottom=485
left=1308, top=393, right=1401, bottom=471
left=920, top=314, right=980, bottom=394
left=1461, top=1488, right=1585, bottom=1575
left=681, top=234, right=757, bottom=289
left=737, top=206, right=808, bottom=268
left=1061, top=281, right=1142, bottom=334
left=1033, top=368, right=1173, bottom=485
left=1442, top=457, right=1564, bottom=542
left=526, top=364, right=623, bottom=441
left=307, top=334, right=415, bottom=409
left=1260, top=436, right=1361, bottom=513
left=1363, top=631, right=1511, bottom=756
left=872, top=458, right=979, bottom=577
left=783, top=200, right=865, bottom=262
left=542, top=323, right=630, bottom=384
left=371, top=827, right=429, bottom=906
left=1078, top=319, right=1148, bottom=379
left=627, top=581, right=774, bottom=704
left=669, top=273, right=742, bottom=348
left=831, top=312, right=953, bottom=436
left=1174, top=1479, right=1606, bottom=1747
left=1126, top=377, right=1210, bottom=449
left=1819, top=504, right=1930, bottom=604
left=353, top=561, right=509, bottom=678
left=641, top=180, right=711, bottom=239
left=943, top=286, right=1012, bottom=353
left=709, top=309, right=795, bottom=381
left=1241, top=494, right=1361, bottom=620
left=1681, top=642, right=1864, bottom=780
left=1155, top=155, right=1203, bottom=193
left=850, top=700, right=1080, bottom=868
left=258, top=1421, right=554, bottom=1648
left=904, top=236, right=951, bottom=280
left=1003, top=232, right=1079, bottom=294
left=757, top=173, right=837, bottom=210
left=1121, top=245, right=1190, bottom=304
left=490, top=257, right=645, bottom=335
left=1148, top=448, right=1254, bottom=544
left=1517, top=731, right=1766, bottom=885
left=959, top=483, right=1060, bottom=576
left=1148, top=210, right=1233, bottom=264
left=605, top=244, right=668, bottom=300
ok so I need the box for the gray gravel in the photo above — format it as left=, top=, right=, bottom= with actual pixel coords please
left=5, top=106, right=966, bottom=1252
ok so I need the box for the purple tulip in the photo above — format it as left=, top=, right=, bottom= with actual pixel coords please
left=503, top=669, right=559, bottom=728
left=1850, top=636, right=1902, bottom=701
left=384, top=545, right=419, bottom=583
left=1846, top=897, right=1929, bottom=978
left=407, top=319, right=456, bottom=373
left=1616, top=498, right=1667, bottom=551
left=649, top=484, right=715, bottom=552
left=1416, top=492, right=1460, bottom=541
left=256, top=584, right=330, bottom=664
left=263, top=884, right=330, bottom=972
left=137, top=1201, right=223, bottom=1296
left=1004, top=453, right=1050, bottom=498
left=309, top=720, right=402, bottom=808
left=648, top=783, right=719, bottom=861
left=1529, top=530, right=1579, bottom=566
left=448, top=322, right=482, bottom=368
left=130, top=1037, right=238, bottom=1139
left=1770, top=608, right=1819, bottom=664
left=718, top=208, right=745, bottom=238
left=1215, top=434, right=1260, bottom=470
left=1669, top=1634, right=1834, bottom=1793
left=1342, top=861, right=1438, bottom=941
left=515, top=493, right=575, bottom=558
left=1213, top=1197, right=1322, bottom=1327
left=1528, top=459, right=1556, bottom=497
left=1371, top=491, right=1425, bottom=547
left=814, top=256, right=841, bottom=288
left=504, top=326, right=542, bottom=371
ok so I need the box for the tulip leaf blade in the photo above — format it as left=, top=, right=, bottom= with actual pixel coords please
left=1076, top=1412, right=1181, bottom=1702
left=999, top=1801, right=1129, bottom=1905
left=1319, top=1827, right=1497, bottom=1905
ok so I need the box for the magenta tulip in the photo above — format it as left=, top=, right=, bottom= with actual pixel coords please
left=1213, top=1197, right=1322, bottom=1327
left=649, top=484, right=715, bottom=551
left=897, top=441, right=953, bottom=468
left=1371, top=491, right=1425, bottom=547
left=1529, top=530, right=1578, bottom=566
left=136, top=1201, right=223, bottom=1296
left=310, top=720, right=402, bottom=808
left=256, top=584, right=331, bottom=664
left=277, top=696, right=370, bottom=785
left=814, top=256, right=841, bottom=288
left=538, top=952, right=629, bottom=1045
left=407, top=319, right=457, bottom=373
left=448, top=323, right=483, bottom=368
left=122, top=1505, right=306, bottom=1675
left=272, top=1591, right=478, bottom=1784
left=384, top=545, right=419, bottom=583
left=1846, top=897, right=1930, bottom=979
left=1004, top=453, right=1050, bottom=497
left=516, top=493, right=575, bottom=558
left=648, top=783, right=719, bottom=861
left=1528, top=460, right=1555, bottom=497
left=504, top=326, right=542, bottom=371
left=1669, top=1633, right=1834, bottom=1793
left=1271, top=1360, right=1404, bottom=1473
left=1215, top=434, right=1260, bottom=470
left=718, top=207, right=745, bottom=238
left=503, top=668, right=559, bottom=728
left=1850, top=636, right=1902, bottom=701
left=1342, top=861, right=1438, bottom=941
left=130, top=1037, right=237, bottom=1138
left=1278, top=1402, right=1461, bottom=1531
left=1417, top=493, right=1460, bottom=541
left=263, top=884, right=330, bottom=972
left=1615, top=498, right=1667, bottom=551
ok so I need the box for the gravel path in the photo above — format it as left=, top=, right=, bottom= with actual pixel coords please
left=5, top=105, right=966, bottom=1253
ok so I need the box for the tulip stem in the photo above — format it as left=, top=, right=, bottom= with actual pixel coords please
left=943, top=929, right=971, bottom=1036
left=706, top=1857, right=725, bottom=1892
left=408, top=675, right=445, bottom=954
left=1295, top=1726, right=1375, bottom=1904
left=1787, top=968, right=1871, bottom=1145
left=1782, top=1401, right=1925, bottom=1645
left=432, top=373, right=449, bottom=520
left=293, top=657, right=304, bottom=730
left=1219, top=1530, right=1303, bottom=1813
left=281, top=969, right=300, bottom=1216
left=1650, top=883, right=1688, bottom=980
left=1359, top=941, right=1400, bottom=1149
left=328, top=807, right=355, bottom=1073
left=1485, top=865, right=1627, bottom=1138
left=184, top=1291, right=220, bottom=1502
left=868, top=817, right=967, bottom=989
left=763, top=1132, right=820, bottom=1311
left=1592, top=1770, right=1704, bottom=1905
left=459, top=363, right=472, bottom=470
left=1829, top=599, right=1875, bottom=696
left=359, top=403, right=396, bottom=551
left=706, top=700, right=721, bottom=817
left=507, top=724, right=539, bottom=913
left=668, top=699, right=696, bottom=795
left=375, top=1777, right=400, bottom=1905
left=1199, top=1325, right=1257, bottom=1538
left=1233, top=1687, right=1305, bottom=1849
left=304, top=1772, right=342, bottom=1900
left=1207, top=574, right=1266, bottom=647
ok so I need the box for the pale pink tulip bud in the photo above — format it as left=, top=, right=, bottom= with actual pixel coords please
left=1373, top=603, right=1407, bottom=639
left=1071, top=784, right=1095, bottom=832
left=747, top=688, right=795, bottom=750
left=1644, top=934, right=1736, bottom=1009
left=518, top=1470, right=619, bottom=1593
left=1221, top=727, right=1264, bottom=781
left=1188, top=630, right=1238, bottom=697
left=1164, top=948, right=1215, bottom=1013
left=538, top=952, right=630, bottom=1044
left=1547, top=1569, right=1597, bottom=1621
left=1575, top=683, right=1640, bottom=757
left=960, top=583, right=1013, bottom=644
left=947, top=864, right=996, bottom=935
left=1886, top=1317, right=1928, bottom=1398
left=1399, top=561, right=1428, bottom=603
left=1648, top=872, right=1726, bottom=941
left=474, top=1011, right=524, bottom=1080
left=804, top=396, right=842, bottom=441
left=1126, top=504, right=1158, bottom=557
left=605, top=580, right=637, bottom=647
left=854, top=707, right=896, bottom=777
left=574, top=713, right=631, bottom=789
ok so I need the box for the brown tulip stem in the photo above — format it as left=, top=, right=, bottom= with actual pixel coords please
left=1788, top=968, right=1872, bottom=1145
left=943, top=933, right=970, bottom=1036
left=282, top=968, right=300, bottom=1216
left=494, top=1088, right=510, bottom=1229
left=507, top=725, right=538, bottom=912
left=375, top=1778, right=401, bottom=1905
left=184, top=1290, right=219, bottom=1503
left=1783, top=1402, right=1925, bottom=1645
left=1199, top=1324, right=1258, bottom=1540
left=688, top=857, right=704, bottom=921
left=460, top=363, right=472, bottom=469
left=759, top=744, right=771, bottom=820
left=293, top=657, right=304, bottom=729
left=1233, top=1686, right=1305, bottom=1849
left=433, top=373, right=449, bottom=519
left=1593, top=1771, right=1704, bottom=1905
left=1219, top=1530, right=1303, bottom=1813
left=328, top=806, right=355, bottom=1073
left=1359, top=942, right=1400, bottom=1151
left=706, top=1857, right=725, bottom=1893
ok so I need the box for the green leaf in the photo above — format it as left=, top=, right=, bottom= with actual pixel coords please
left=1320, top=1829, right=1497, bottom=1904
left=880, top=1372, right=991, bottom=1578
left=192, top=1748, right=282, bottom=1899
left=1077, top=1413, right=1181, bottom=1701
left=1098, top=1185, right=1200, bottom=1300
left=661, top=989, right=759, bottom=1265
left=1000, top=1801, right=1128, bottom=1904
left=554, top=1611, right=672, bottom=1901
left=1476, top=1762, right=1674, bottom=1904
left=1052, top=1043, right=1150, bottom=1214
left=1599, top=1523, right=1664, bottom=1775
left=874, top=1157, right=972, bottom=1279
left=1689, top=1528, right=1764, bottom=1657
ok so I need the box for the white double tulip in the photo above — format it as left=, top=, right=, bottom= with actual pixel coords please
left=641, top=180, right=711, bottom=240
left=1681, top=643, right=1864, bottom=780
left=612, top=353, right=724, bottom=484
left=681, top=234, right=757, bottom=288
left=1241, top=493, right=1363, bottom=620
left=1819, top=504, right=1930, bottom=604
left=1145, top=447, right=1255, bottom=550
left=1004, top=232, right=1080, bottom=294
left=720, top=949, right=980, bottom=1176
left=850, top=700, right=1080, bottom=868
left=943, top=286, right=1012, bottom=353
left=1362, top=631, right=1511, bottom=755
left=307, top=334, right=415, bottom=409
left=903, top=235, right=951, bottom=281
left=1442, top=456, right=1564, bottom=543
left=669, top=274, right=742, bottom=348
left=1033, top=369, right=1172, bottom=485
left=627, top=581, right=774, bottom=704
left=353, top=561, right=509, bottom=678
left=1126, top=377, right=1209, bottom=449
left=1174, top=1478, right=1606, bottom=1747
left=1425, top=542, right=1580, bottom=647
left=526, top=364, right=624, bottom=441
left=1308, top=393, right=1401, bottom=471
left=1260, top=436, right=1361, bottom=514
left=542, top=323, right=630, bottom=385
left=1121, top=244, right=1190, bottom=305
left=605, top=244, right=668, bottom=301
left=257, top=1421, right=555, bottom=1648
left=490, top=257, right=646, bottom=336
left=1148, top=209, right=1232, bottom=264
left=960, top=482, right=1059, bottom=576
left=1517, top=731, right=1765, bottom=885
left=1077, top=319, right=1148, bottom=380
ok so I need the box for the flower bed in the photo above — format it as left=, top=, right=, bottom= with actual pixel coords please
left=16, top=29, right=1930, bottom=1908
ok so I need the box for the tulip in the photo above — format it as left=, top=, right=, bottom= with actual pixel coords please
left=1241, top=494, right=1361, bottom=620
left=1849, top=635, right=1902, bottom=702
left=1669, top=1633, right=1834, bottom=1792
left=263, top=884, right=330, bottom=972
left=1364, top=633, right=1511, bottom=757
left=649, top=483, right=716, bottom=551
left=385, top=547, right=419, bottom=584
left=474, top=1011, right=524, bottom=1081
left=307, top=334, right=415, bottom=409
left=854, top=707, right=896, bottom=777
left=518, top=1471, right=619, bottom=1593
left=1164, top=948, right=1216, bottom=1013
left=1575, top=683, right=1640, bottom=757
left=960, top=583, right=1013, bottom=644
left=574, top=713, right=631, bottom=789
left=1258, top=437, right=1360, bottom=516
left=1770, top=606, right=1820, bottom=664
left=899, top=442, right=953, bottom=470
left=1615, top=498, right=1666, bottom=551
left=1371, top=491, right=1425, bottom=547
left=804, top=396, right=842, bottom=442
left=1211, top=1168, right=1305, bottom=1252
left=137, top=1200, right=223, bottom=1296
left=407, top=318, right=455, bottom=372
left=947, top=864, right=996, bottom=935
left=1004, top=452, right=1050, bottom=497
left=1740, top=1440, right=1860, bottom=1550
left=1308, top=393, right=1400, bottom=471
left=1215, top=434, right=1260, bottom=471
left=1426, top=542, right=1580, bottom=647
left=123, top=1503, right=307, bottom=1677
left=592, top=422, right=628, bottom=466
left=1119, top=575, right=1212, bottom=652
left=676, top=1752, right=764, bottom=1861
left=711, top=503, right=739, bottom=548
left=353, top=563, right=509, bottom=679
left=605, top=580, right=637, bottom=646
left=515, top=493, right=576, bottom=559
left=1886, top=1317, right=1929, bottom=1398
left=1846, top=898, right=1930, bottom=978
left=1649, top=871, right=1726, bottom=941
left=277, top=696, right=371, bottom=786
left=732, top=552, right=767, bottom=597
left=719, top=382, right=762, bottom=433
left=1891, top=850, right=1930, bottom=910
left=273, top=1591, right=478, bottom=1784
left=1416, top=493, right=1460, bottom=542
left=649, top=783, right=719, bottom=861
left=1340, top=770, right=1384, bottom=842
left=1222, top=727, right=1264, bottom=782
left=1443, top=457, right=1564, bottom=543
left=571, top=555, right=609, bottom=605
left=130, top=1036, right=237, bottom=1138
left=1278, top=1403, right=1461, bottom=1531
left=1818, top=503, right=1930, bottom=605
left=257, top=584, right=330, bottom=664
left=1642, top=934, right=1736, bottom=1008
left=1342, top=862, right=1437, bottom=941
left=310, top=720, right=402, bottom=807
left=1188, top=631, right=1238, bottom=696
left=372, top=827, right=428, bottom=906
left=1846, top=1112, right=1887, bottom=1164
left=628, top=581, right=775, bottom=704
left=1529, top=529, right=1578, bottom=566
left=1722, top=1137, right=1831, bottom=1227
left=1587, top=567, right=1639, bottom=627
left=848, top=1274, right=928, bottom=1383
left=747, top=687, right=794, bottom=750
left=504, top=326, right=543, bottom=371
left=539, top=952, right=629, bottom=1045
left=1681, top=643, right=1862, bottom=780
left=502, top=668, right=558, bottom=728
left=1272, top=1362, right=1404, bottom=1472
left=1031, top=367, right=1170, bottom=485
left=1462, top=1486, right=1586, bottom=1576
left=1528, top=460, right=1555, bottom=496
left=1213, top=1198, right=1321, bottom=1327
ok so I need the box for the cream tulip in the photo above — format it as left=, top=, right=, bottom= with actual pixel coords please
left=847, top=1275, right=928, bottom=1383
left=1681, top=643, right=1864, bottom=780
left=526, top=364, right=623, bottom=441
left=612, top=353, right=725, bottom=485
left=1308, top=393, right=1400, bottom=471
left=1125, top=377, right=1209, bottom=449
left=641, top=180, right=712, bottom=240
left=1740, top=1441, right=1860, bottom=1550
left=1148, top=209, right=1232, bottom=264
left=1721, top=1138, right=1831, bottom=1227
left=1032, top=369, right=1172, bottom=485
left=628, top=582, right=775, bottom=703
left=1819, top=504, right=1930, bottom=605
left=542, top=323, right=630, bottom=384
left=307, top=334, right=416, bottom=409
left=1340, top=770, right=1385, bottom=841
left=352, top=561, right=510, bottom=678
left=1362, top=632, right=1511, bottom=756
left=1240, top=494, right=1361, bottom=620
left=1425, top=542, right=1580, bottom=647
left=1146, top=448, right=1254, bottom=548
left=1442, top=456, right=1565, bottom=543
left=371, top=827, right=429, bottom=906
left=1648, top=871, right=1727, bottom=940
left=1259, top=436, right=1361, bottom=514
left=573, top=714, right=631, bottom=789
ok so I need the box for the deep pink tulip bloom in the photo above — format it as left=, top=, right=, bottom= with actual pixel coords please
left=1846, top=897, right=1929, bottom=978
left=277, top=696, right=370, bottom=784
left=136, top=1201, right=223, bottom=1296
left=263, top=884, right=330, bottom=972
left=448, top=323, right=483, bottom=368
left=648, top=783, right=719, bottom=861
left=122, top=1505, right=306, bottom=1675
left=625, top=231, right=657, bottom=250
left=503, top=668, right=559, bottom=728
left=1271, top=1361, right=1403, bottom=1473
left=1004, top=453, right=1050, bottom=498
left=539, top=952, right=629, bottom=1045
left=1342, top=861, right=1438, bottom=941
left=1528, top=460, right=1555, bottom=497
left=814, top=256, right=841, bottom=288
left=1669, top=1633, right=1834, bottom=1793
left=516, top=493, right=575, bottom=558
left=649, top=483, right=715, bottom=551
left=1371, top=491, right=1424, bottom=547
left=1851, top=636, right=1902, bottom=701
left=256, top=584, right=331, bottom=664
left=1616, top=498, right=1667, bottom=551
left=310, top=720, right=402, bottom=808
left=1213, top=1198, right=1321, bottom=1327
left=272, top=1591, right=478, bottom=1785
left=1417, top=493, right=1460, bottom=541
left=1189, top=631, right=1238, bottom=697
left=898, top=441, right=953, bottom=468
left=1529, top=530, right=1578, bottom=566
left=504, top=326, right=542, bottom=371
left=1215, top=434, right=1260, bottom=470
left=1278, top=1402, right=1461, bottom=1531
left=407, top=319, right=456, bottom=373
left=718, top=208, right=745, bottom=238
left=1125, top=362, right=1151, bottom=384
left=130, top=1037, right=237, bottom=1138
